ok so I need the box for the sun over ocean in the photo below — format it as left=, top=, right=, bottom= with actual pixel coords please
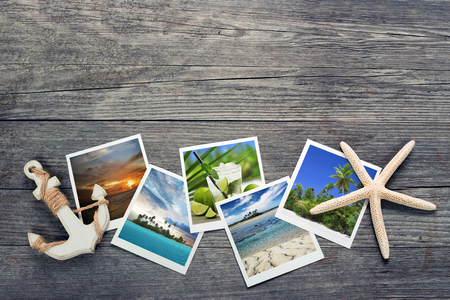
left=79, top=189, right=137, bottom=224
left=119, top=220, right=192, bottom=266
left=231, top=209, right=306, bottom=258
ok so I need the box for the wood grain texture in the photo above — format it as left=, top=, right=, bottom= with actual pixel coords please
left=1, top=121, right=449, bottom=188
left=1, top=0, right=449, bottom=298
left=2, top=79, right=450, bottom=122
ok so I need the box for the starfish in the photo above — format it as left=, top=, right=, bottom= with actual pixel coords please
left=309, top=141, right=436, bottom=259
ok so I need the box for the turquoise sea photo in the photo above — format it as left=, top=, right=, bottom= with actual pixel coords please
left=119, top=220, right=193, bottom=266
left=231, top=209, right=307, bottom=259
left=217, top=178, right=323, bottom=287
left=112, top=165, right=203, bottom=274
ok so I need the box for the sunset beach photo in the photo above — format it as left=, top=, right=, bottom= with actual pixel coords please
left=67, top=135, right=148, bottom=229
left=112, top=166, right=202, bottom=274
left=217, top=178, right=323, bottom=287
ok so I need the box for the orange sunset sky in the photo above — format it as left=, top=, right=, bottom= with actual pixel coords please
left=70, top=138, right=147, bottom=204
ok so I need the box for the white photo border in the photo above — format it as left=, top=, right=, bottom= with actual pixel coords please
left=66, top=134, right=149, bottom=230
left=111, top=164, right=204, bottom=275
left=179, top=136, right=265, bottom=233
left=216, top=177, right=324, bottom=287
left=275, top=139, right=382, bottom=248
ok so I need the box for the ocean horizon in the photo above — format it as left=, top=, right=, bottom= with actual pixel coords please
left=80, top=189, right=136, bottom=224
left=119, top=220, right=192, bottom=266
left=231, top=210, right=306, bottom=258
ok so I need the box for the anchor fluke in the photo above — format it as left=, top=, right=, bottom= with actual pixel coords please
left=92, top=184, right=107, bottom=201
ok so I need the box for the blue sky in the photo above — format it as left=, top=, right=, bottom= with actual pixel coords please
left=293, top=145, right=378, bottom=198
left=220, top=181, right=288, bottom=226
left=129, top=168, right=198, bottom=246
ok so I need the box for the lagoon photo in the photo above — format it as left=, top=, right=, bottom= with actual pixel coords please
left=67, top=135, right=148, bottom=230
left=276, top=140, right=381, bottom=248
left=217, top=178, right=323, bottom=287
left=112, top=166, right=202, bottom=274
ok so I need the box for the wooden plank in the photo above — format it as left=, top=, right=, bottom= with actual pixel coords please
left=0, top=121, right=449, bottom=189
left=2, top=65, right=450, bottom=95
left=1, top=0, right=449, bottom=68
left=1, top=75, right=450, bottom=121
left=1, top=245, right=449, bottom=299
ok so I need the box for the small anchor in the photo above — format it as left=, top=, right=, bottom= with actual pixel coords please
left=24, top=160, right=110, bottom=260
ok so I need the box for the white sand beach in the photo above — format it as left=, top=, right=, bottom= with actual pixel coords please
left=241, top=232, right=316, bottom=278
left=229, top=208, right=276, bottom=230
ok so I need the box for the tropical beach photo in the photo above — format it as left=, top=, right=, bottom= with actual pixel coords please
left=112, top=166, right=202, bottom=274
left=276, top=140, right=381, bottom=248
left=217, top=178, right=322, bottom=286
left=67, top=135, right=147, bottom=227
left=180, top=137, right=265, bottom=232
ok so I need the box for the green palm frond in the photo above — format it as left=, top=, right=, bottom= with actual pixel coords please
left=242, top=173, right=261, bottom=182
left=183, top=150, right=192, bottom=161
left=185, top=147, right=217, bottom=175
left=330, top=163, right=356, bottom=195
left=347, top=177, right=356, bottom=186
left=186, top=144, right=239, bottom=182
left=184, top=143, right=258, bottom=193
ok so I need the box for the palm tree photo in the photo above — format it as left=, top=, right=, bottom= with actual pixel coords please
left=330, top=163, right=357, bottom=219
left=284, top=163, right=364, bottom=236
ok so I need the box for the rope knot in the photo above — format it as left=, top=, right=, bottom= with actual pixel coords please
left=32, top=167, right=69, bottom=217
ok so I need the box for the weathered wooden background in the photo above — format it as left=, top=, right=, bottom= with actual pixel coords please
left=1, top=0, right=449, bottom=298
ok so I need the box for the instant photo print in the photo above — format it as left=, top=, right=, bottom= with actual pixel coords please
left=216, top=177, right=323, bottom=287
left=67, top=134, right=148, bottom=230
left=276, top=140, right=381, bottom=248
left=112, top=165, right=203, bottom=275
left=180, top=137, right=265, bottom=233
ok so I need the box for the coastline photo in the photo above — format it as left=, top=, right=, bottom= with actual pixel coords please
left=112, top=165, right=203, bottom=275
left=216, top=178, right=323, bottom=287
left=276, top=140, right=382, bottom=248
left=179, top=137, right=265, bottom=233
left=67, top=134, right=148, bottom=230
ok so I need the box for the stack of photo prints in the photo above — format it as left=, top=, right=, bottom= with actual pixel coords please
left=66, top=135, right=381, bottom=287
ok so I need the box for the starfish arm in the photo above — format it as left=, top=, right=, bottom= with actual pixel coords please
left=381, top=187, right=436, bottom=211
left=340, top=142, right=373, bottom=187
left=310, top=187, right=369, bottom=215
left=370, top=194, right=390, bottom=259
left=378, top=140, right=415, bottom=186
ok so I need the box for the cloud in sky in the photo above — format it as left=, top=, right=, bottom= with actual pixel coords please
left=70, top=138, right=147, bottom=200
left=246, top=183, right=287, bottom=212
left=129, top=168, right=198, bottom=246
left=220, top=180, right=288, bottom=226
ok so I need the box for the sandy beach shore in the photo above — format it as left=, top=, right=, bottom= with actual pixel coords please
left=241, top=232, right=316, bottom=278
